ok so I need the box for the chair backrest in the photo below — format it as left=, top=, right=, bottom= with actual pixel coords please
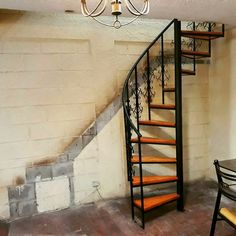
left=214, top=160, right=236, bottom=201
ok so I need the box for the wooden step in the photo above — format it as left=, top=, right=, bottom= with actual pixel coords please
left=132, top=176, right=178, bottom=187
left=131, top=155, right=176, bottom=164
left=181, top=50, right=210, bottom=58
left=181, top=30, right=224, bottom=40
left=134, top=193, right=180, bottom=212
left=150, top=104, right=175, bottom=110
left=181, top=69, right=196, bottom=76
left=163, top=87, right=175, bottom=92
left=139, top=120, right=175, bottom=128
left=131, top=137, right=176, bottom=145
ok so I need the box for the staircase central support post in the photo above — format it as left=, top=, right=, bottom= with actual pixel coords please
left=174, top=19, right=184, bottom=211
left=208, top=23, right=212, bottom=56
left=134, top=66, right=145, bottom=228
left=161, top=35, right=165, bottom=104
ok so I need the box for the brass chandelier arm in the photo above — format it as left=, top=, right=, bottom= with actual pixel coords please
left=81, top=0, right=108, bottom=17
left=124, top=0, right=149, bottom=16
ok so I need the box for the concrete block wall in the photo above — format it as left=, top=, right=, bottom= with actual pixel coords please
left=0, top=10, right=215, bottom=220
left=182, top=64, right=210, bottom=181
left=0, top=11, right=170, bottom=220
left=208, top=28, right=236, bottom=179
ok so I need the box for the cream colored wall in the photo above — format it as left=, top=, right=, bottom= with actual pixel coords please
left=208, top=28, right=236, bottom=179
left=0, top=10, right=213, bottom=219
left=0, top=11, right=170, bottom=218
left=182, top=64, right=210, bottom=181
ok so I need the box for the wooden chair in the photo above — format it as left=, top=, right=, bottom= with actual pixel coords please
left=210, top=160, right=236, bottom=236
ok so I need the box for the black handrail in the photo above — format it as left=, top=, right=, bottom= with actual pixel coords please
left=122, top=19, right=175, bottom=137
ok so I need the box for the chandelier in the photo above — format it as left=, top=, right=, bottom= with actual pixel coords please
left=80, top=0, right=150, bottom=29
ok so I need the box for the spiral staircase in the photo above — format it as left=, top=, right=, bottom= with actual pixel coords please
left=122, top=19, right=224, bottom=228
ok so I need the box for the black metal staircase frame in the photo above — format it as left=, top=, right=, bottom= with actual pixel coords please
left=122, top=18, right=224, bottom=229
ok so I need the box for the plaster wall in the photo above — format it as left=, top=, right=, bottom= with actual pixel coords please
left=208, top=28, right=236, bottom=179
left=0, top=11, right=169, bottom=219
left=0, top=11, right=211, bottom=220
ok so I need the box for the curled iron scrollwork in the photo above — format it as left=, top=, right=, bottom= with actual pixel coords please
left=186, top=22, right=216, bottom=31
left=181, top=38, right=203, bottom=51
left=141, top=73, right=155, bottom=103
left=150, top=55, right=171, bottom=87
left=128, top=87, right=143, bottom=119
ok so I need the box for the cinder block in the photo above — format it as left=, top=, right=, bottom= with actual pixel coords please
left=0, top=54, right=24, bottom=72
left=23, top=54, right=61, bottom=71
left=61, top=70, right=93, bottom=88
left=29, top=122, right=65, bottom=140
left=0, top=203, right=10, bottom=219
left=74, top=137, right=98, bottom=161
left=8, top=184, right=35, bottom=203
left=0, top=89, right=29, bottom=108
left=41, top=39, right=90, bottom=54
left=95, top=104, right=115, bottom=133
left=60, top=54, right=92, bottom=71
left=2, top=40, right=41, bottom=54
left=97, top=105, right=113, bottom=122
left=8, top=106, right=47, bottom=124
left=26, top=88, right=64, bottom=106
left=83, top=124, right=97, bottom=136
left=96, top=119, right=109, bottom=134
left=18, top=200, right=37, bottom=217
left=26, top=165, right=52, bottom=182
left=73, top=173, right=99, bottom=191
left=45, top=105, right=69, bottom=122
left=82, top=134, right=94, bottom=148
left=57, top=154, right=69, bottom=163
left=0, top=71, right=63, bottom=89
left=61, top=87, right=95, bottom=103
left=113, top=95, right=122, bottom=113
left=9, top=202, right=18, bottom=218
left=52, top=162, right=73, bottom=178
left=74, top=189, right=101, bottom=205
left=115, top=41, right=149, bottom=55
left=74, top=158, right=99, bottom=175
left=68, top=177, right=75, bottom=206
left=66, top=137, right=83, bottom=160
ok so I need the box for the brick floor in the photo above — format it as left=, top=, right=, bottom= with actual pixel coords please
left=2, top=181, right=236, bottom=236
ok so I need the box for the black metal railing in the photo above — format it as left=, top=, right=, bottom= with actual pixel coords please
left=122, top=19, right=179, bottom=228
left=122, top=18, right=224, bottom=228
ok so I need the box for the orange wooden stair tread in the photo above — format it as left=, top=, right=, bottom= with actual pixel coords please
left=131, top=137, right=176, bottom=145
left=181, top=50, right=210, bottom=57
left=181, top=30, right=223, bottom=38
left=163, top=87, right=175, bottom=92
left=182, top=34, right=219, bottom=40
left=134, top=193, right=180, bottom=212
left=181, top=69, right=195, bottom=75
left=150, top=104, right=175, bottom=110
left=131, top=155, right=176, bottom=164
left=132, top=176, right=177, bottom=187
left=139, top=120, right=175, bottom=127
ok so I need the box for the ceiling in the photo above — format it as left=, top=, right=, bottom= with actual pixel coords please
left=0, top=0, right=236, bottom=27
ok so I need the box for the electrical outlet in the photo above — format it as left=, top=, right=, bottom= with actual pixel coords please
left=92, top=181, right=100, bottom=188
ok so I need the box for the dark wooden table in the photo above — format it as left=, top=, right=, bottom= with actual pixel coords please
left=219, top=159, right=236, bottom=173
